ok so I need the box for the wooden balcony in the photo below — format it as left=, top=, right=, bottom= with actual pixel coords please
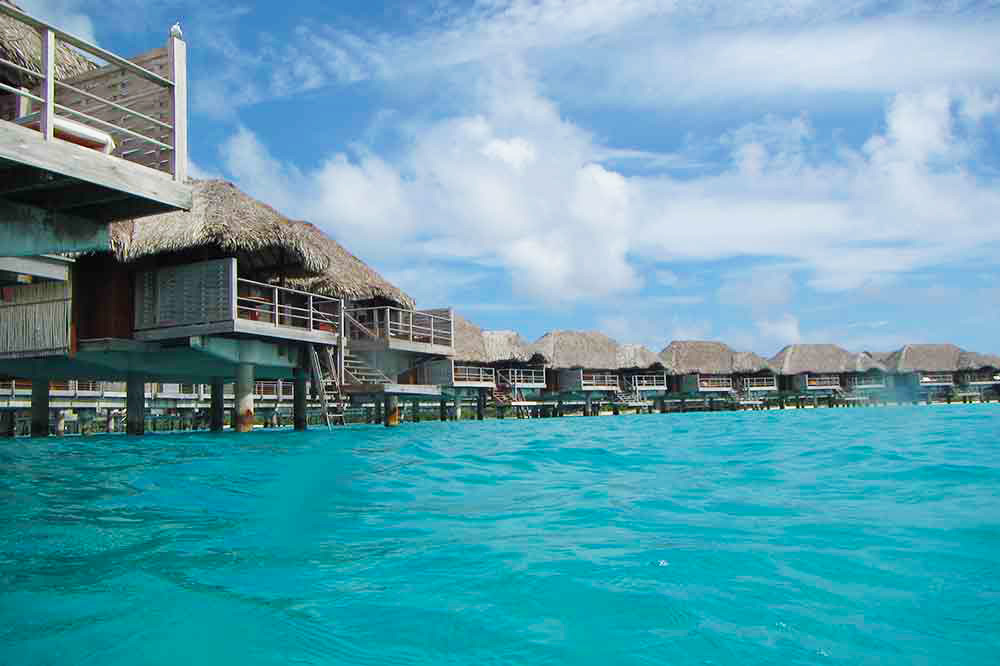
left=805, top=374, right=842, bottom=389
left=0, top=3, right=190, bottom=256
left=919, top=372, right=954, bottom=386
left=133, top=258, right=342, bottom=345
left=697, top=375, right=733, bottom=392
left=628, top=373, right=668, bottom=391
left=846, top=374, right=885, bottom=389
left=741, top=375, right=777, bottom=391
left=962, top=371, right=1000, bottom=386
left=498, top=368, right=547, bottom=389
left=345, top=306, right=454, bottom=355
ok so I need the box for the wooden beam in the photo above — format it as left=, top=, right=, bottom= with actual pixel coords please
left=0, top=121, right=192, bottom=214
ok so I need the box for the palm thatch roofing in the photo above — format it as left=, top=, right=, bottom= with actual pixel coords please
left=658, top=341, right=730, bottom=375
left=284, top=221, right=414, bottom=308
left=0, top=1, right=97, bottom=89
left=483, top=330, right=536, bottom=363
left=770, top=344, right=886, bottom=375
left=109, top=179, right=414, bottom=307
left=451, top=313, right=489, bottom=363
left=733, top=351, right=776, bottom=374
left=959, top=351, right=1000, bottom=371
left=528, top=331, right=620, bottom=369
left=617, top=343, right=661, bottom=370
left=883, top=344, right=964, bottom=373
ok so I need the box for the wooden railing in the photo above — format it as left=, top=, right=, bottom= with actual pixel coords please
left=345, top=306, right=453, bottom=347
left=742, top=376, right=777, bottom=390
left=920, top=373, right=954, bottom=385
left=582, top=372, right=620, bottom=388
left=847, top=375, right=885, bottom=388
left=630, top=374, right=668, bottom=388
left=806, top=374, right=841, bottom=388
left=453, top=365, right=495, bottom=384
left=962, top=372, right=1000, bottom=385
left=0, top=3, right=186, bottom=180
left=499, top=368, right=546, bottom=386
left=236, top=278, right=342, bottom=335
left=698, top=375, right=733, bottom=390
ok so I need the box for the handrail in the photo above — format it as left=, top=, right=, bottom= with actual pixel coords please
left=454, top=365, right=495, bottom=383
left=236, top=278, right=342, bottom=335
left=0, top=3, right=186, bottom=179
left=345, top=305, right=454, bottom=347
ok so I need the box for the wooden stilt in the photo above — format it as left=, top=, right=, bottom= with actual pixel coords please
left=31, top=378, right=50, bottom=437
left=210, top=379, right=225, bottom=432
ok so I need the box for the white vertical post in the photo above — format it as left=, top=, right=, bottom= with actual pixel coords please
left=39, top=27, right=55, bottom=141
left=308, top=295, right=314, bottom=330
left=167, top=29, right=188, bottom=182
left=273, top=286, right=279, bottom=326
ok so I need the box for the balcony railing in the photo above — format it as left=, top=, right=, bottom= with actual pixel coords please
left=499, top=368, right=547, bottom=386
left=699, top=375, right=733, bottom=390
left=582, top=372, right=620, bottom=388
left=236, top=279, right=342, bottom=335
left=742, top=376, right=777, bottom=390
left=0, top=3, right=186, bottom=180
left=962, top=372, right=1000, bottom=385
left=807, top=374, right=841, bottom=388
left=630, top=374, right=668, bottom=388
left=920, top=373, right=954, bottom=386
left=847, top=375, right=885, bottom=388
left=345, top=306, right=453, bottom=347
left=454, top=365, right=496, bottom=384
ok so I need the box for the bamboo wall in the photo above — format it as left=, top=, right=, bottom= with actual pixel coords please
left=0, top=280, right=72, bottom=358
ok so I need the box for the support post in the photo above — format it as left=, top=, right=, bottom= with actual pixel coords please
left=1, top=411, right=15, bottom=438
left=453, top=399, right=462, bottom=421
left=55, top=410, right=66, bottom=436
left=375, top=399, right=383, bottom=424
left=498, top=405, right=505, bottom=420
left=31, top=379, right=50, bottom=437
left=384, top=395, right=400, bottom=427
left=557, top=401, right=564, bottom=417
left=167, top=28, right=188, bottom=182
left=126, top=374, right=145, bottom=436
left=476, top=390, right=485, bottom=421
left=235, top=363, right=254, bottom=433
left=585, top=394, right=593, bottom=417
left=612, top=403, right=620, bottom=416
left=293, top=367, right=308, bottom=431
left=210, top=379, right=225, bottom=432
left=439, top=399, right=447, bottom=421
left=412, top=399, right=421, bottom=423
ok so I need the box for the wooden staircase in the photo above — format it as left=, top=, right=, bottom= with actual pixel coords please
left=342, top=350, right=392, bottom=386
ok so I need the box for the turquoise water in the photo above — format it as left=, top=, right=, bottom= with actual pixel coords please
left=2, top=406, right=999, bottom=665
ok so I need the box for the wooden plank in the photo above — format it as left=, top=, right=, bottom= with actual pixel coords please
left=0, top=120, right=191, bottom=213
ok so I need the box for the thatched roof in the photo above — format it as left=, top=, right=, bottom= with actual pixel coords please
left=529, top=330, right=620, bottom=369
left=771, top=344, right=886, bottom=374
left=483, top=330, right=535, bottom=362
left=109, top=180, right=414, bottom=307
left=451, top=313, right=489, bottom=363
left=733, top=351, right=776, bottom=374
left=285, top=221, right=414, bottom=308
left=659, top=341, right=735, bottom=375
left=617, top=343, right=660, bottom=369
left=959, top=351, right=1000, bottom=371
left=110, top=180, right=328, bottom=277
left=883, top=344, right=963, bottom=373
left=0, top=1, right=97, bottom=89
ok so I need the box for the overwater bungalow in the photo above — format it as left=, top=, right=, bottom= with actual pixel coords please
left=882, top=344, right=961, bottom=399
left=616, top=344, right=669, bottom=398
left=1, top=2, right=191, bottom=256
left=659, top=341, right=738, bottom=397
left=414, top=314, right=494, bottom=417
left=770, top=344, right=856, bottom=395
left=733, top=352, right=779, bottom=396
left=0, top=179, right=453, bottom=433
left=482, top=330, right=547, bottom=402
left=843, top=352, right=890, bottom=395
left=957, top=352, right=1000, bottom=396
left=528, top=331, right=623, bottom=413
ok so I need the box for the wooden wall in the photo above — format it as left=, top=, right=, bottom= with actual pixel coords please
left=72, top=256, right=134, bottom=341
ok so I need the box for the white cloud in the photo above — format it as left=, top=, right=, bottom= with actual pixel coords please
left=717, top=269, right=796, bottom=309
left=19, top=0, right=96, bottom=42
left=755, top=314, right=802, bottom=347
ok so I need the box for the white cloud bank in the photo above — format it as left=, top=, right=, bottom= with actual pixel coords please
left=219, top=71, right=1000, bottom=306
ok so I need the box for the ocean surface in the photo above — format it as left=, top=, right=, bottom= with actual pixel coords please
left=2, top=405, right=999, bottom=665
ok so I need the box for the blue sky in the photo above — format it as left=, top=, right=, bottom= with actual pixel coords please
left=24, top=0, right=1000, bottom=355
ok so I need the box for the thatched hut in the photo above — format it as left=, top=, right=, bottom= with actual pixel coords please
left=770, top=344, right=887, bottom=394
left=881, top=344, right=964, bottom=396
left=529, top=331, right=621, bottom=392
left=75, top=179, right=413, bottom=341
left=0, top=0, right=97, bottom=120
left=732, top=351, right=779, bottom=393
left=482, top=329, right=548, bottom=392
left=957, top=351, right=1000, bottom=392
left=659, top=341, right=738, bottom=394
